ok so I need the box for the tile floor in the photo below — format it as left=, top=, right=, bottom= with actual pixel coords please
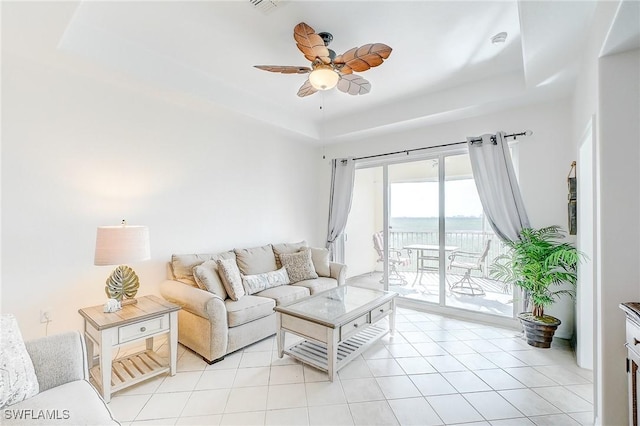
left=110, top=308, right=593, bottom=426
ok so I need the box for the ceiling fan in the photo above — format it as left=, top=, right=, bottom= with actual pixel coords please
left=254, top=22, right=392, bottom=97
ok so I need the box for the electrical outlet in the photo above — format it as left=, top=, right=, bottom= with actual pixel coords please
left=40, top=308, right=53, bottom=323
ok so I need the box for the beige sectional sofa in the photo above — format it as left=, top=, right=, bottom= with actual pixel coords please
left=160, top=241, right=347, bottom=363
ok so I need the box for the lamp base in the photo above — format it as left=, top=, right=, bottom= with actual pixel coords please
left=105, top=265, right=140, bottom=302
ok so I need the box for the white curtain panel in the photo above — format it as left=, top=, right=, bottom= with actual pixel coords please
left=467, top=131, right=530, bottom=242
left=326, top=158, right=355, bottom=261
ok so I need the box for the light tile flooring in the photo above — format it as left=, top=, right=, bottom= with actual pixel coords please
left=110, top=308, right=593, bottom=426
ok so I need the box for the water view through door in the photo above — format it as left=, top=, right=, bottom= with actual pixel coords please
left=344, top=153, right=514, bottom=319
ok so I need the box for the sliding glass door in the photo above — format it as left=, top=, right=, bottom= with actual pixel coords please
left=387, top=160, right=440, bottom=302
left=344, top=150, right=514, bottom=320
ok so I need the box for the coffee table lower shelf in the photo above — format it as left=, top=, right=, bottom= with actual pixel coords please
left=89, top=349, right=169, bottom=394
left=284, top=325, right=387, bottom=374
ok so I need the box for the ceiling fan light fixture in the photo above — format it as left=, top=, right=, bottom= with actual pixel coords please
left=309, top=65, right=339, bottom=91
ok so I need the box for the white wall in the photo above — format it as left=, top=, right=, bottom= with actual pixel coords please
left=570, top=1, right=638, bottom=423
left=344, top=167, right=381, bottom=277
left=1, top=50, right=322, bottom=339
left=577, top=120, right=595, bottom=370
left=323, top=98, right=576, bottom=338
left=595, top=47, right=640, bottom=426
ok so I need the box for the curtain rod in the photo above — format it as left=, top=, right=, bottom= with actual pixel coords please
left=345, top=130, right=533, bottom=162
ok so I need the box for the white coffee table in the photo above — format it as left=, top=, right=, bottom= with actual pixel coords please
left=274, top=285, right=397, bottom=381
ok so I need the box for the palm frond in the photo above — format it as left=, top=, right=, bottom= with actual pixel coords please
left=489, top=225, right=583, bottom=316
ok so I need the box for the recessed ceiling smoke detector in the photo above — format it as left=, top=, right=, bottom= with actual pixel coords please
left=248, top=0, right=282, bottom=14
left=491, top=32, right=508, bottom=44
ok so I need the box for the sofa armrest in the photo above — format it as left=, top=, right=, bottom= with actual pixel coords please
left=159, top=280, right=228, bottom=327
left=25, top=331, right=88, bottom=392
left=329, top=262, right=347, bottom=286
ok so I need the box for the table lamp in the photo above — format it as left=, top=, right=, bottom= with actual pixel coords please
left=94, top=220, right=150, bottom=306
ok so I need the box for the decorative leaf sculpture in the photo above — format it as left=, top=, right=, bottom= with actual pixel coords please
left=297, top=79, right=318, bottom=97
left=337, top=74, right=371, bottom=95
left=335, top=43, right=392, bottom=74
left=254, top=65, right=311, bottom=74
left=105, top=265, right=140, bottom=301
left=294, top=22, right=331, bottom=64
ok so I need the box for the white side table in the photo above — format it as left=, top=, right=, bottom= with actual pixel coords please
left=78, top=295, right=180, bottom=402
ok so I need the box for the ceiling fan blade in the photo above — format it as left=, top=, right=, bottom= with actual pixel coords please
left=254, top=65, right=312, bottom=74
left=335, top=43, right=392, bottom=74
left=297, top=79, right=318, bottom=97
left=337, top=74, right=371, bottom=96
left=293, top=22, right=331, bottom=64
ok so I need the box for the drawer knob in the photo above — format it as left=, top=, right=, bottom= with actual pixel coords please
left=634, top=338, right=640, bottom=346
left=140, top=326, right=147, bottom=332
left=354, top=323, right=359, bottom=328
left=379, top=309, right=384, bottom=313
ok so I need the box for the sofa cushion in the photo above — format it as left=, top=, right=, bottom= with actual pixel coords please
left=272, top=241, right=308, bottom=268
left=292, top=277, right=338, bottom=295
left=254, top=285, right=310, bottom=306
left=1, top=314, right=39, bottom=409
left=192, top=260, right=228, bottom=299
left=217, top=258, right=245, bottom=301
left=242, top=267, right=290, bottom=295
left=310, top=247, right=331, bottom=277
left=225, top=295, right=276, bottom=327
left=280, top=249, right=318, bottom=283
left=172, top=252, right=236, bottom=287
left=2, top=380, right=118, bottom=425
left=235, top=244, right=277, bottom=275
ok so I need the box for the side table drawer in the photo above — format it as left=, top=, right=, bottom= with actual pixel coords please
left=119, top=314, right=169, bottom=344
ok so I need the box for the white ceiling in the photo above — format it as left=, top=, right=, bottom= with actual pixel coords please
left=4, top=1, right=608, bottom=142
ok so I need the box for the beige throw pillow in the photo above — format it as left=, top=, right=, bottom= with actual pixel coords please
left=272, top=241, right=308, bottom=268
left=171, top=251, right=236, bottom=287
left=310, top=247, right=331, bottom=277
left=280, top=249, right=318, bottom=283
left=242, top=267, right=290, bottom=295
left=216, top=258, right=245, bottom=301
left=193, top=260, right=228, bottom=299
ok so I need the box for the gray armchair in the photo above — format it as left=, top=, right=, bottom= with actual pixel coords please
left=3, top=331, right=119, bottom=425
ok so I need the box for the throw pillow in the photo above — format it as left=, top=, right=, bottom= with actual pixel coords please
left=171, top=251, right=236, bottom=287
left=0, top=314, right=39, bottom=408
left=216, top=258, right=245, bottom=301
left=272, top=241, right=308, bottom=268
left=193, top=260, right=228, bottom=299
left=280, top=248, right=318, bottom=283
left=310, top=247, right=331, bottom=277
left=242, top=267, right=290, bottom=295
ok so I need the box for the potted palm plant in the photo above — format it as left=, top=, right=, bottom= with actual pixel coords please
left=490, top=225, right=581, bottom=348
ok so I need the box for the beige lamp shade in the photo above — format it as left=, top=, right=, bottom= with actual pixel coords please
left=94, top=225, right=150, bottom=266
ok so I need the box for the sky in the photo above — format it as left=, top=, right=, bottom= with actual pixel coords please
left=390, top=180, right=484, bottom=217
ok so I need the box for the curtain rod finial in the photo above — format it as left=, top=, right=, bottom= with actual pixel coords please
left=525, top=130, right=533, bottom=137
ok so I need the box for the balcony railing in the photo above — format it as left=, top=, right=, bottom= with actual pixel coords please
left=389, top=230, right=508, bottom=278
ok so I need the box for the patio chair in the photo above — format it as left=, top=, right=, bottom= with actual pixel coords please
left=447, top=239, right=492, bottom=296
left=373, top=231, right=411, bottom=285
